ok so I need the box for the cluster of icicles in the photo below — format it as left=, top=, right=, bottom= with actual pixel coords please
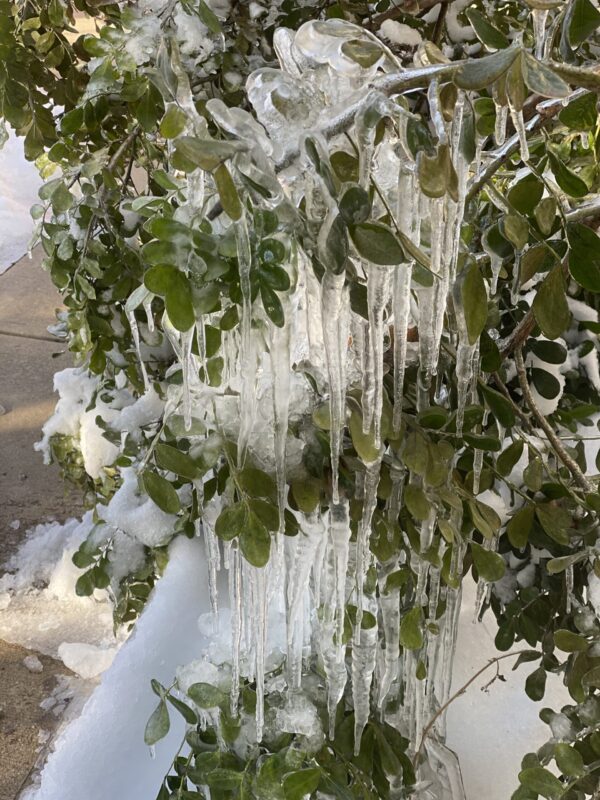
left=124, top=17, right=547, bottom=798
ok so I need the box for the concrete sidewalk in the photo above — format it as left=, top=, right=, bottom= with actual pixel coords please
left=0, top=249, right=82, bottom=800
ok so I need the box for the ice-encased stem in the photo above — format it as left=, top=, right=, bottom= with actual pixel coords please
left=510, top=107, right=530, bottom=162
left=229, top=546, right=242, bottom=716
left=493, top=101, right=508, bottom=147
left=355, top=458, right=382, bottom=637
left=532, top=8, right=549, bottom=60
left=234, top=212, right=255, bottom=467
left=180, top=327, right=195, bottom=431
left=321, top=270, right=350, bottom=504
left=126, top=309, right=150, bottom=392
left=378, top=561, right=401, bottom=706
left=352, top=607, right=378, bottom=754
left=269, top=309, right=291, bottom=528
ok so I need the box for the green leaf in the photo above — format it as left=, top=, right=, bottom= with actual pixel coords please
left=518, top=767, right=563, bottom=799
left=522, top=53, right=570, bottom=98
left=142, top=470, right=181, bottom=514
left=532, top=267, right=571, bottom=340
left=166, top=273, right=195, bottom=332
left=237, top=467, right=277, bottom=499
left=507, top=505, right=534, bottom=550
left=548, top=152, right=588, bottom=198
left=525, top=666, right=546, bottom=701
left=174, top=137, right=246, bottom=171
left=239, top=509, right=271, bottom=567
left=536, top=504, right=571, bottom=545
left=554, top=743, right=585, bottom=777
left=205, top=769, right=244, bottom=790
left=405, top=484, right=430, bottom=521
left=547, top=552, right=587, bottom=574
left=554, top=629, right=588, bottom=652
left=559, top=91, right=597, bottom=130
left=471, top=542, right=506, bottom=582
left=260, top=284, right=285, bottom=327
left=188, top=682, right=226, bottom=708
left=417, top=144, right=458, bottom=201
left=215, top=502, right=246, bottom=541
left=75, top=570, right=95, bottom=597
left=214, top=163, right=242, bottom=221
left=247, top=498, right=280, bottom=531
left=534, top=198, right=557, bottom=236
left=502, top=214, right=529, bottom=251
left=479, top=384, right=515, bottom=428
left=338, top=184, right=371, bottom=225
left=454, top=46, right=518, bottom=90
left=460, top=262, right=488, bottom=345
left=144, top=700, right=170, bottom=745
left=497, top=440, right=524, bottom=476
left=568, top=222, right=600, bottom=291
left=51, top=182, right=73, bottom=214
left=568, top=0, right=600, bottom=48
left=291, top=478, right=321, bottom=513
left=159, top=106, right=187, bottom=139
left=349, top=409, right=380, bottom=463
left=283, top=768, right=322, bottom=800
left=198, top=0, right=222, bottom=34
left=349, top=222, right=405, bottom=265
left=166, top=694, right=198, bottom=724
left=145, top=264, right=176, bottom=296
left=341, top=38, right=384, bottom=68
left=531, top=340, right=567, bottom=364
left=508, top=174, right=544, bottom=215
left=400, top=607, right=424, bottom=650
left=155, top=444, right=199, bottom=480
left=466, top=8, right=509, bottom=49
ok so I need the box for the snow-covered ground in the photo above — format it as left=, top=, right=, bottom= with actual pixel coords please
left=0, top=130, right=42, bottom=273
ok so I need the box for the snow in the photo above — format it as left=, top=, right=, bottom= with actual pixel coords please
left=57, top=643, right=118, bottom=680
left=0, top=130, right=42, bottom=273
left=379, top=19, right=423, bottom=46
left=25, top=536, right=215, bottom=800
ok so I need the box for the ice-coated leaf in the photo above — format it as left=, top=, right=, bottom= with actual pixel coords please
left=460, top=262, right=488, bottom=345
left=417, top=144, right=458, bottom=201
left=214, top=163, right=242, bottom=221
left=215, top=502, right=246, bottom=541
left=532, top=266, right=571, bottom=339
left=349, top=222, right=405, bottom=266
left=536, top=503, right=571, bottom=545
left=559, top=91, right=597, bottom=130
left=404, top=484, right=430, bottom=521
left=166, top=694, right=198, bottom=724
left=260, top=284, right=285, bottom=327
left=454, top=46, right=518, bottom=90
left=174, top=136, right=246, bottom=171
left=144, top=700, right=170, bottom=745
left=471, top=541, right=505, bottom=582
left=291, top=478, right=321, bottom=513
left=166, top=272, right=195, bottom=332
left=466, top=8, right=509, bottom=49
left=522, top=53, right=570, bottom=97
left=479, top=383, right=515, bottom=427
left=525, top=666, right=546, bottom=701
left=501, top=214, right=529, bottom=251
left=568, top=222, right=600, bottom=291
left=497, top=440, right=524, bottom=476
left=399, top=607, right=424, bottom=650
left=142, top=470, right=181, bottom=514
left=188, top=682, right=226, bottom=708
left=282, top=767, right=322, bottom=800
left=338, top=184, right=371, bottom=225
left=144, top=264, right=176, bottom=296
left=548, top=152, right=588, bottom=198
left=198, top=0, right=222, bottom=33
left=239, top=509, right=271, bottom=567
left=159, top=106, right=187, bottom=139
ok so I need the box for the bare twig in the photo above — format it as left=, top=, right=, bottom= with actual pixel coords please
left=414, top=649, right=533, bottom=767
left=514, top=346, right=594, bottom=493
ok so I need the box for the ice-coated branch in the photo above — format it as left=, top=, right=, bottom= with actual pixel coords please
left=465, top=90, right=589, bottom=203
left=514, top=346, right=594, bottom=494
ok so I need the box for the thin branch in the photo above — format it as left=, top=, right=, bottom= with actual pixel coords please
left=414, top=649, right=533, bottom=767
left=489, top=372, right=531, bottom=430
left=514, top=346, right=594, bottom=494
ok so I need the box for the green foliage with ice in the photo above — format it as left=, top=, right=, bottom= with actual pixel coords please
left=3, top=0, right=600, bottom=796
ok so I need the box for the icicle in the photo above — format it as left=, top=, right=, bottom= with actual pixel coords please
left=474, top=534, right=499, bottom=621
left=126, top=310, right=150, bottom=392
left=511, top=248, right=523, bottom=304
left=321, top=270, right=350, bottom=504
left=364, top=263, right=391, bottom=447
left=566, top=564, right=574, bottom=613
left=355, top=458, right=382, bottom=634
left=425, top=739, right=467, bottom=800
left=143, top=297, right=155, bottom=334
left=417, top=197, right=445, bottom=403
left=387, top=461, right=406, bottom=524
left=531, top=8, right=549, bottom=60
left=269, top=310, right=291, bottom=528
left=355, top=98, right=378, bottom=190
left=428, top=80, right=448, bottom=146
left=234, top=212, right=256, bottom=467
left=286, top=513, right=326, bottom=689
left=250, top=565, right=268, bottom=741
left=510, top=107, right=530, bottom=162
left=352, top=604, right=378, bottom=754
left=378, top=562, right=401, bottom=706
left=329, top=500, right=352, bottom=648
left=229, top=547, right=242, bottom=717
left=180, top=327, right=195, bottom=431
left=472, top=448, right=484, bottom=496
left=493, top=102, right=508, bottom=147
left=197, top=518, right=219, bottom=616
left=489, top=253, right=503, bottom=295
